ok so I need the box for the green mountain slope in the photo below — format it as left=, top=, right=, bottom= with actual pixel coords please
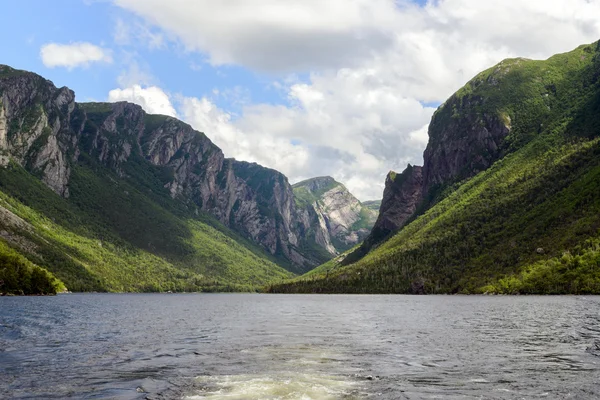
left=0, top=65, right=355, bottom=294
left=362, top=200, right=381, bottom=213
left=0, top=238, right=65, bottom=295
left=269, top=41, right=600, bottom=295
left=0, top=159, right=293, bottom=293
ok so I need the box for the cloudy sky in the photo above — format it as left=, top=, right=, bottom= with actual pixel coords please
left=3, top=1, right=600, bottom=199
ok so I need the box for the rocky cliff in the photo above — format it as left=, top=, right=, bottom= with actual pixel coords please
left=272, top=41, right=600, bottom=295
left=344, top=61, right=519, bottom=263
left=293, top=176, right=378, bottom=254
left=0, top=66, right=76, bottom=196
left=342, top=165, right=422, bottom=264
left=345, top=47, right=594, bottom=265
left=0, top=65, right=330, bottom=272
left=421, top=96, right=511, bottom=198
left=374, top=166, right=423, bottom=235
left=77, top=103, right=325, bottom=270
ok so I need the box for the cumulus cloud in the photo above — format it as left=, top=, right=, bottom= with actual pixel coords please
left=40, top=42, right=113, bottom=69
left=113, top=0, right=399, bottom=72
left=179, top=96, right=312, bottom=177
left=108, top=85, right=177, bottom=117
left=227, top=72, right=437, bottom=199
left=111, top=0, right=600, bottom=199
left=112, top=0, right=600, bottom=74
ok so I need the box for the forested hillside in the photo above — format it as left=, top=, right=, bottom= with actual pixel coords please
left=270, top=41, right=600, bottom=294
left=0, top=66, right=304, bottom=293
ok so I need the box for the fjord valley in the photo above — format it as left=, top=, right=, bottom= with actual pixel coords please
left=3, top=1, right=600, bottom=399
left=2, top=40, right=600, bottom=297
left=271, top=41, right=600, bottom=295
left=0, top=65, right=379, bottom=295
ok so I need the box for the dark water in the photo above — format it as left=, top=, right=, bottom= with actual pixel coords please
left=1, top=294, right=600, bottom=400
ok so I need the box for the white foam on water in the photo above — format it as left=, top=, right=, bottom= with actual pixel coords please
left=185, top=373, right=359, bottom=400
left=468, top=378, right=489, bottom=383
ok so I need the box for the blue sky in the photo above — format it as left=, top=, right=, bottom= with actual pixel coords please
left=1, top=0, right=431, bottom=111
left=1, top=1, right=295, bottom=112
left=2, top=0, right=598, bottom=199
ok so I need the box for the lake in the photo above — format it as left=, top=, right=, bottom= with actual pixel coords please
left=1, top=294, right=599, bottom=399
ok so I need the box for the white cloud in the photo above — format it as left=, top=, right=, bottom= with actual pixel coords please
left=40, top=42, right=113, bottom=69
left=112, top=0, right=600, bottom=74
left=110, top=0, right=600, bottom=199
left=108, top=85, right=177, bottom=117
left=113, top=0, right=399, bottom=72
left=228, top=71, right=436, bottom=199
left=179, top=96, right=311, bottom=177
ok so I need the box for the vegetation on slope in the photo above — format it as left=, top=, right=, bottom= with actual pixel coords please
left=482, top=236, right=600, bottom=294
left=0, top=159, right=293, bottom=293
left=270, top=137, right=600, bottom=294
left=268, top=42, right=600, bottom=295
left=362, top=200, right=381, bottom=212
left=0, top=239, right=65, bottom=295
left=292, top=177, right=341, bottom=209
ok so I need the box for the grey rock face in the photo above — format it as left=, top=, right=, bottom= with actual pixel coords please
left=292, top=176, right=378, bottom=254
left=422, top=95, right=510, bottom=196
left=0, top=103, right=9, bottom=167
left=342, top=166, right=422, bottom=265
left=0, top=66, right=75, bottom=196
left=0, top=66, right=337, bottom=272
left=374, top=166, right=423, bottom=234
left=75, top=103, right=329, bottom=272
left=0, top=103, right=7, bottom=150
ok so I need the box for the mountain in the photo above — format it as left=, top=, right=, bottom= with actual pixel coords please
left=362, top=200, right=382, bottom=213
left=270, top=41, right=600, bottom=294
left=0, top=65, right=347, bottom=293
left=342, top=166, right=422, bottom=264
left=292, top=176, right=379, bottom=254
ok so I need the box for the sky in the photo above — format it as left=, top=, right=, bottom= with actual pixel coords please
left=2, top=1, right=600, bottom=200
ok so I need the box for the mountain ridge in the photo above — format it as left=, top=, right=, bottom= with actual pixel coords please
left=0, top=65, right=378, bottom=293
left=0, top=64, right=349, bottom=274
left=270, top=40, right=600, bottom=294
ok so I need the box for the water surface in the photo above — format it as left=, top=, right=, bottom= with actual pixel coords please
left=1, top=294, right=599, bottom=399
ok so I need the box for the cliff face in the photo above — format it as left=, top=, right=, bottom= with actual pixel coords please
left=0, top=66, right=331, bottom=272
left=342, top=166, right=422, bottom=264
left=345, top=64, right=515, bottom=264
left=422, top=95, right=511, bottom=197
left=292, top=177, right=378, bottom=254
left=0, top=66, right=76, bottom=196
left=374, top=166, right=423, bottom=235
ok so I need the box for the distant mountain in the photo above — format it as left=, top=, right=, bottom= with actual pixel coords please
left=271, top=41, right=600, bottom=295
left=292, top=176, right=378, bottom=254
left=0, top=65, right=360, bottom=293
left=362, top=200, right=381, bottom=212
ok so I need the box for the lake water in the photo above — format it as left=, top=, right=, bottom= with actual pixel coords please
left=1, top=294, right=599, bottom=399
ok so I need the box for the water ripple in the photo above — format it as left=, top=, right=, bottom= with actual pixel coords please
left=1, top=294, right=599, bottom=399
